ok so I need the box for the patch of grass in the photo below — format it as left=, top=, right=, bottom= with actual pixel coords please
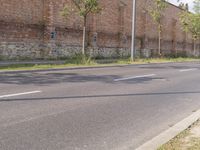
left=0, top=57, right=199, bottom=71
left=158, top=132, right=200, bottom=150
left=116, top=57, right=200, bottom=64
left=188, top=137, right=200, bottom=150
left=158, top=130, right=189, bottom=150
left=158, top=120, right=200, bottom=150
left=65, top=53, right=96, bottom=65
left=0, top=64, right=71, bottom=71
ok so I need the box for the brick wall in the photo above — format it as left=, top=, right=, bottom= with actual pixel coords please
left=0, top=0, right=199, bottom=59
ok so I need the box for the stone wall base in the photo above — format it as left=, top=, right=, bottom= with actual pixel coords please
left=0, top=42, right=199, bottom=60
left=0, top=42, right=131, bottom=60
left=0, top=42, right=44, bottom=60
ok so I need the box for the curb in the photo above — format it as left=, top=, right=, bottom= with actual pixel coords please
left=0, top=64, right=130, bottom=74
left=135, top=109, right=200, bottom=150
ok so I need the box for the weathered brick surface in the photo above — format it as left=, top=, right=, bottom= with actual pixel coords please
left=0, top=0, right=199, bottom=59
left=0, top=0, right=44, bottom=24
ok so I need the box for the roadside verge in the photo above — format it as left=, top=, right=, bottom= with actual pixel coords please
left=0, top=59, right=199, bottom=73
left=135, top=109, right=200, bottom=150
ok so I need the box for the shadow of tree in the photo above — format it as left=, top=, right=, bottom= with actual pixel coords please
left=139, top=64, right=200, bottom=70
left=0, top=72, right=120, bottom=85
left=0, top=72, right=166, bottom=86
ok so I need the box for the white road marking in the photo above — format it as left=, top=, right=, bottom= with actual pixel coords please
left=179, top=68, right=198, bottom=72
left=114, top=74, right=156, bottom=82
left=0, top=91, right=41, bottom=99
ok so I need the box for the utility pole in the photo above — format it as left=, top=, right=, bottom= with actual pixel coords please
left=131, top=0, right=136, bottom=61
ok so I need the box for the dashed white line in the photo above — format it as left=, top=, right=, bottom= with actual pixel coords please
left=0, top=91, right=42, bottom=99
left=179, top=68, right=198, bottom=72
left=114, top=74, right=156, bottom=82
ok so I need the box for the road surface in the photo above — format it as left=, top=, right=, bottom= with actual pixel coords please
left=0, top=62, right=200, bottom=150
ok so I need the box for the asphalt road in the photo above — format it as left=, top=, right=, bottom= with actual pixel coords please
left=0, top=62, right=200, bottom=150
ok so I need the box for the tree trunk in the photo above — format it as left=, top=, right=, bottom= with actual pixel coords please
left=82, top=16, right=87, bottom=55
left=193, top=39, right=196, bottom=56
left=158, top=25, right=161, bottom=57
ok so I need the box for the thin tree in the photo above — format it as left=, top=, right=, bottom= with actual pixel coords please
left=61, top=0, right=101, bottom=55
left=194, top=0, right=200, bottom=14
left=179, top=2, right=189, bottom=10
left=148, top=0, right=168, bottom=56
left=179, top=0, right=200, bottom=55
left=177, top=0, right=189, bottom=10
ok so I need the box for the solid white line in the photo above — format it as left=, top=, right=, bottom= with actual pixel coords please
left=0, top=91, right=41, bottom=99
left=179, top=68, right=197, bottom=72
left=114, top=74, right=156, bottom=82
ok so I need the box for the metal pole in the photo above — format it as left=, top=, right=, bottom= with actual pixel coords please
left=131, top=0, right=136, bottom=61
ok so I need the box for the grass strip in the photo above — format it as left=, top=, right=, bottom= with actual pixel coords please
left=0, top=58, right=199, bottom=71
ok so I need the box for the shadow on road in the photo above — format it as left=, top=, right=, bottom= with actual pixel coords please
left=0, top=72, right=164, bottom=85
left=1, top=91, right=199, bottom=102
left=0, top=72, right=119, bottom=85
left=139, top=65, right=200, bottom=70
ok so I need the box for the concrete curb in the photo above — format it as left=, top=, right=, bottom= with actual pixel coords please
left=0, top=64, right=130, bottom=74
left=0, top=61, right=199, bottom=74
left=135, top=109, right=200, bottom=150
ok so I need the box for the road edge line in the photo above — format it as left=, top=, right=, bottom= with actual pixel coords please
left=135, top=109, right=200, bottom=150
left=0, top=91, right=42, bottom=99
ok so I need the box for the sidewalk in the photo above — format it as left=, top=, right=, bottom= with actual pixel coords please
left=0, top=60, right=65, bottom=67
left=158, top=120, right=200, bottom=150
